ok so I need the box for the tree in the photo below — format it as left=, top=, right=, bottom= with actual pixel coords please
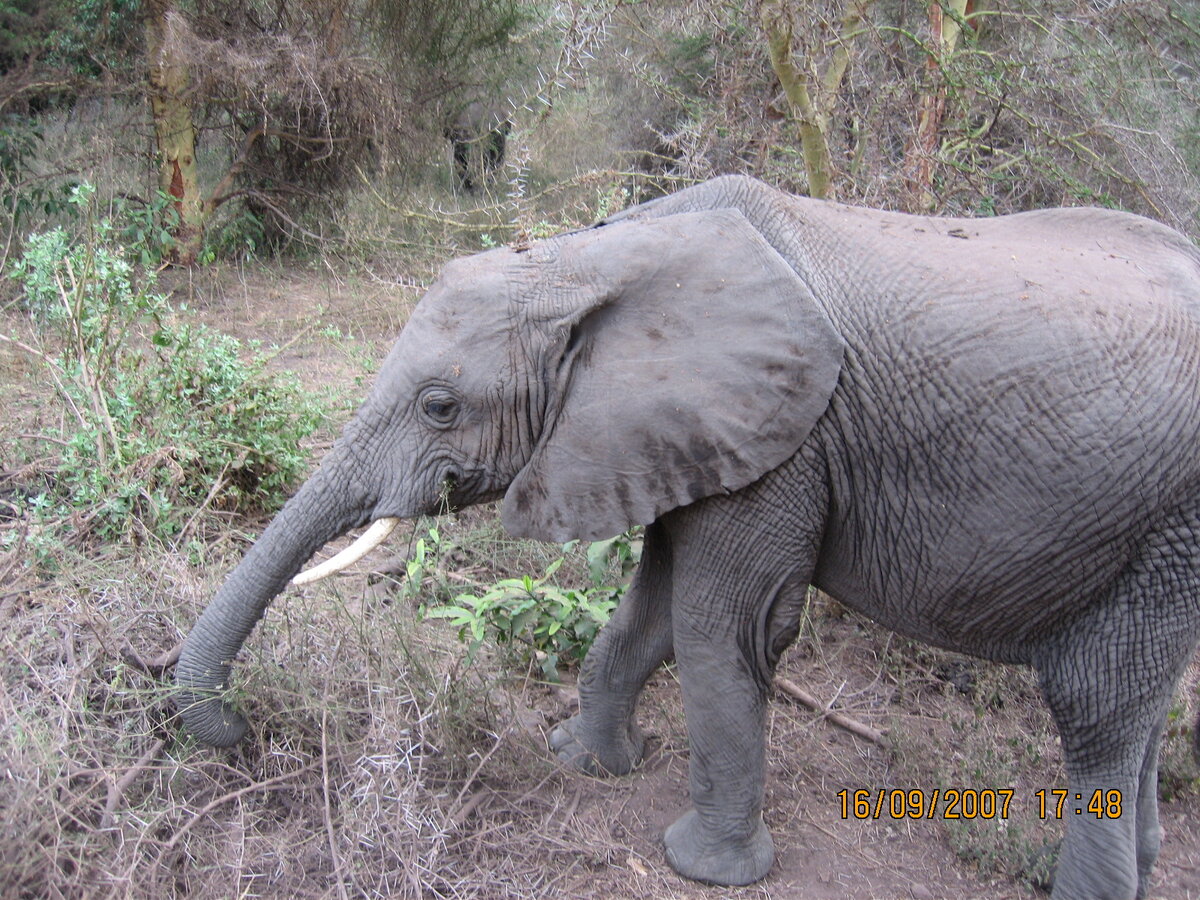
left=692, top=0, right=1199, bottom=229
left=144, top=1, right=204, bottom=265
left=137, top=0, right=526, bottom=264
left=903, top=0, right=974, bottom=211
left=759, top=0, right=872, bottom=199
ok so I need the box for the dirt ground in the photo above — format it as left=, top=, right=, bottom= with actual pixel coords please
left=6, top=262, right=1200, bottom=899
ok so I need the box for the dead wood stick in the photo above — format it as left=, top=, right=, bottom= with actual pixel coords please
left=321, top=710, right=350, bottom=900
left=121, top=641, right=183, bottom=675
left=101, top=737, right=167, bottom=829
left=774, top=676, right=887, bottom=745
left=161, top=763, right=319, bottom=852
left=448, top=790, right=491, bottom=829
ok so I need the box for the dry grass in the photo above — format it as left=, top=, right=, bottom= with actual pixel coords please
left=0, top=533, right=607, bottom=899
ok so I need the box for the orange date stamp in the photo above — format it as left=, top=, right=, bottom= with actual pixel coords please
left=836, top=788, right=1123, bottom=820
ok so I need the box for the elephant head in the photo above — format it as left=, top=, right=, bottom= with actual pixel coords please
left=175, top=208, right=844, bottom=746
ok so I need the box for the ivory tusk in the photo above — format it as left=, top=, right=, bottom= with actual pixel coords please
left=291, top=517, right=400, bottom=586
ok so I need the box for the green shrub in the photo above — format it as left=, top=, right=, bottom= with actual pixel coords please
left=6, top=183, right=324, bottom=548
left=422, top=532, right=642, bottom=681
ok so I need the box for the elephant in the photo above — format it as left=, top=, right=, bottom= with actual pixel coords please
left=175, top=175, right=1200, bottom=899
left=443, top=99, right=512, bottom=194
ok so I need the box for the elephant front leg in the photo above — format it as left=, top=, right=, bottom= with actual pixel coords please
left=655, top=481, right=824, bottom=886
left=550, top=521, right=674, bottom=775
left=660, top=549, right=800, bottom=883
left=664, top=633, right=775, bottom=886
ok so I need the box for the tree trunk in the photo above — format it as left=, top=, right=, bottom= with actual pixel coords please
left=904, top=0, right=973, bottom=212
left=144, top=1, right=205, bottom=266
left=761, top=0, right=871, bottom=200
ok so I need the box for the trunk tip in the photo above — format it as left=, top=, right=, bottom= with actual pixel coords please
left=175, top=691, right=250, bottom=747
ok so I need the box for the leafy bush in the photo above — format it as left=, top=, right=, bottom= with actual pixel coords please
left=6, top=184, right=323, bottom=548
left=422, top=532, right=642, bottom=681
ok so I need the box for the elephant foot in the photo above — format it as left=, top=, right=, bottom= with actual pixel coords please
left=1135, top=826, right=1161, bottom=900
left=663, top=809, right=774, bottom=886
left=549, top=714, right=644, bottom=776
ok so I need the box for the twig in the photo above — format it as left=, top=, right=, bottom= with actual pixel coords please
left=0, top=581, right=52, bottom=604
left=121, top=640, right=183, bottom=675
left=101, top=738, right=167, bottom=829
left=256, top=320, right=319, bottom=367
left=0, top=332, right=56, bottom=362
left=239, top=190, right=326, bottom=243
left=174, top=464, right=230, bottom=546
left=448, top=790, right=492, bottom=829
left=161, top=763, right=319, bottom=851
left=16, top=432, right=70, bottom=447
left=321, top=709, right=350, bottom=900
left=774, top=676, right=887, bottom=745
left=0, top=319, right=90, bottom=435
left=448, top=729, right=508, bottom=819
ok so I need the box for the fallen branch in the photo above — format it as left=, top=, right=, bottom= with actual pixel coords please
left=161, top=763, right=319, bottom=852
left=774, top=676, right=887, bottom=745
left=101, top=737, right=167, bottom=829
left=121, top=641, right=183, bottom=675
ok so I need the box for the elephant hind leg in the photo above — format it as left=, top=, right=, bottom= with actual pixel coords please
left=1034, top=509, right=1200, bottom=900
left=451, top=141, right=477, bottom=193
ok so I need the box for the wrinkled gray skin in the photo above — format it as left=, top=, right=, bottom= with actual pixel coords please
left=176, top=175, right=1200, bottom=899
left=443, top=100, right=511, bottom=194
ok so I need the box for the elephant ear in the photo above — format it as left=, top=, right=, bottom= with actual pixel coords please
left=502, top=209, right=845, bottom=542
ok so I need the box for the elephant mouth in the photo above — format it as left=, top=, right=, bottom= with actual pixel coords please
left=441, top=469, right=460, bottom=504
left=290, top=469, right=504, bottom=586
left=441, top=467, right=504, bottom=510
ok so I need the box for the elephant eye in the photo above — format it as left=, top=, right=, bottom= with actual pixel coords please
left=421, top=392, right=459, bottom=425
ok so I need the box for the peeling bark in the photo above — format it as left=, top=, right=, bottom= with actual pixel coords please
left=904, top=0, right=973, bottom=212
left=145, top=0, right=205, bottom=265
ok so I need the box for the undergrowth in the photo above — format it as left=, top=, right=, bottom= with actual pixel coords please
left=419, top=527, right=641, bottom=681
left=3, top=183, right=324, bottom=564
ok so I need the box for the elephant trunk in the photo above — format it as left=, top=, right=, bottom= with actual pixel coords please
left=175, top=451, right=373, bottom=746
